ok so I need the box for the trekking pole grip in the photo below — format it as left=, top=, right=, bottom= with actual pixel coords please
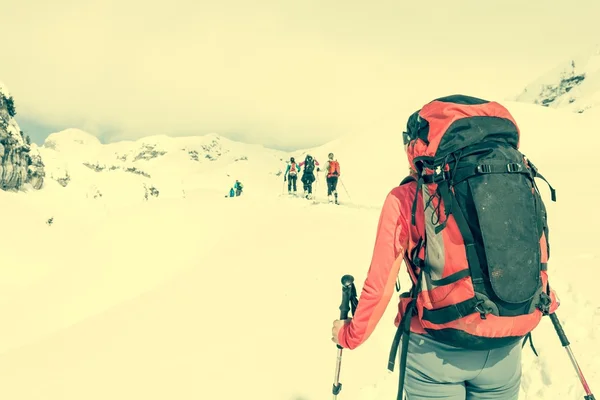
left=332, top=274, right=355, bottom=398
left=549, top=313, right=569, bottom=347
left=339, top=275, right=354, bottom=320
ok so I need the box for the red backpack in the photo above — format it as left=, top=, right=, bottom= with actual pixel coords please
left=328, top=160, right=340, bottom=176
left=388, top=95, right=560, bottom=398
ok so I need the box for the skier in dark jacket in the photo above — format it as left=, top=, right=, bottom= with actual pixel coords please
left=299, top=154, right=319, bottom=200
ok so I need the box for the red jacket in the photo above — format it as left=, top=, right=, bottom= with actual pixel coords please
left=336, top=184, right=413, bottom=349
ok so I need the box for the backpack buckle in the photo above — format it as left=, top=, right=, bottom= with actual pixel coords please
left=476, top=164, right=492, bottom=174
left=432, top=173, right=446, bottom=183
left=507, top=163, right=522, bottom=173
left=402, top=131, right=412, bottom=145
left=432, top=166, right=447, bottom=183
left=474, top=300, right=488, bottom=320
left=525, top=157, right=538, bottom=174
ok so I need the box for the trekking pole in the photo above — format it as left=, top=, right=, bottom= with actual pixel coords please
left=339, top=178, right=352, bottom=201
left=332, top=274, right=358, bottom=399
left=549, top=313, right=595, bottom=400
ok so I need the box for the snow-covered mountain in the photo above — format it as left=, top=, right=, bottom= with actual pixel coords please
left=37, top=128, right=291, bottom=206
left=512, top=44, right=600, bottom=113
left=0, top=97, right=598, bottom=400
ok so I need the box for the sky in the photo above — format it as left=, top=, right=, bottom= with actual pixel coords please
left=1, top=0, right=600, bottom=150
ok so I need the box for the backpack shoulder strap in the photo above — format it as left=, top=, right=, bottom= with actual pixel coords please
left=400, top=174, right=417, bottom=186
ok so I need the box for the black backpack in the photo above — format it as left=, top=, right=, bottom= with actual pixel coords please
left=304, top=155, right=315, bottom=174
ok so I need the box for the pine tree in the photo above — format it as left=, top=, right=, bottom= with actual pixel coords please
left=4, top=96, right=16, bottom=117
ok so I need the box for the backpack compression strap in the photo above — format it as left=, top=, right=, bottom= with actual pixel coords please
left=387, top=269, right=423, bottom=400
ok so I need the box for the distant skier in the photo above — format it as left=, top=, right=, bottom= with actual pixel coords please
left=234, top=180, right=243, bottom=196
left=324, top=152, right=340, bottom=204
left=299, top=154, right=319, bottom=199
left=284, top=157, right=300, bottom=195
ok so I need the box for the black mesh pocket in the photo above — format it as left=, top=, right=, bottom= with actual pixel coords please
left=468, top=174, right=541, bottom=303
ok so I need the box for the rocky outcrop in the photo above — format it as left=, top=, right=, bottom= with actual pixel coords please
left=25, top=146, right=45, bottom=189
left=0, top=85, right=45, bottom=191
left=533, top=70, right=586, bottom=107
left=513, top=46, right=600, bottom=114
left=133, top=144, right=167, bottom=162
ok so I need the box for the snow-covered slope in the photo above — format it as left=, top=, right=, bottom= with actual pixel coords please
left=513, top=45, right=600, bottom=113
left=0, top=101, right=597, bottom=400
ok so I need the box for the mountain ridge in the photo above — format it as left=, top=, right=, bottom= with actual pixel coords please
left=512, top=44, right=600, bottom=113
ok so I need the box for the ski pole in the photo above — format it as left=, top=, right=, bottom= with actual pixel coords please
left=339, top=178, right=352, bottom=201
left=332, top=274, right=358, bottom=399
left=549, top=313, right=595, bottom=400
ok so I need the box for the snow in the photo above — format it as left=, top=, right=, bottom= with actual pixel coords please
left=44, top=128, right=103, bottom=149
left=0, top=80, right=11, bottom=98
left=0, top=101, right=598, bottom=400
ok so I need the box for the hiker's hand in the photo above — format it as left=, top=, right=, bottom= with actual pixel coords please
left=284, top=176, right=287, bottom=181
left=331, top=318, right=352, bottom=345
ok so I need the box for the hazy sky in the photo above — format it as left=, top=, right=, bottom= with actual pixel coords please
left=1, top=0, right=599, bottom=150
